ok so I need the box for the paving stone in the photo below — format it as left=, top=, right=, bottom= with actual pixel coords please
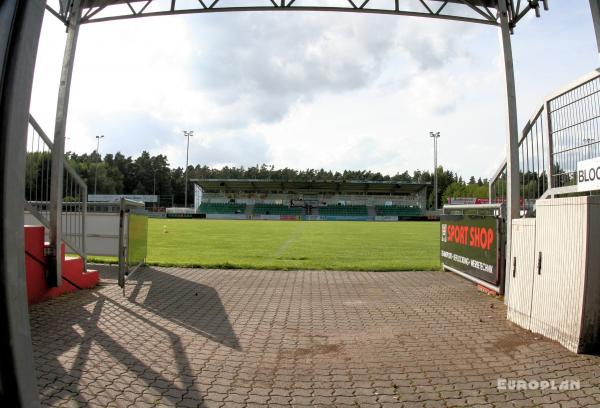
left=29, top=266, right=600, bottom=408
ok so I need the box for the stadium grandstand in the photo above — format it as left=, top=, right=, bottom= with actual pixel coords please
left=190, top=179, right=431, bottom=221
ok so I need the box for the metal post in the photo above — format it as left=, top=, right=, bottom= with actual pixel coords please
left=498, top=0, right=520, bottom=301
left=0, top=0, right=45, bottom=404
left=81, top=184, right=87, bottom=270
left=589, top=0, right=600, bottom=56
left=49, top=0, right=82, bottom=287
left=94, top=134, right=104, bottom=195
left=183, top=130, right=193, bottom=208
left=118, top=198, right=126, bottom=289
left=543, top=101, right=554, bottom=189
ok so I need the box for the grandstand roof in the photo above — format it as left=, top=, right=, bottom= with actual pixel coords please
left=191, top=179, right=429, bottom=194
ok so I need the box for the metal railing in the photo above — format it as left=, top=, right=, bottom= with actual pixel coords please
left=549, top=73, right=600, bottom=187
left=490, top=69, right=600, bottom=216
left=25, top=115, right=87, bottom=261
left=25, top=116, right=52, bottom=226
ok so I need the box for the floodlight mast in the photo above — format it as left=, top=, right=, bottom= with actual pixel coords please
left=183, top=130, right=194, bottom=208
left=94, top=134, right=104, bottom=195
left=429, top=132, right=440, bottom=211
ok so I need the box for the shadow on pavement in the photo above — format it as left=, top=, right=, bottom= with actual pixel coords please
left=31, top=265, right=239, bottom=406
left=125, top=266, right=241, bottom=351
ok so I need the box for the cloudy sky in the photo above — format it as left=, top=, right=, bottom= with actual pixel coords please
left=30, top=1, right=598, bottom=179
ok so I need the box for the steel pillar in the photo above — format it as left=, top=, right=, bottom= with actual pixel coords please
left=49, top=0, right=82, bottom=287
left=590, top=0, right=600, bottom=55
left=118, top=198, right=126, bottom=289
left=498, top=0, right=520, bottom=302
left=544, top=101, right=554, bottom=189
left=0, top=0, right=45, bottom=405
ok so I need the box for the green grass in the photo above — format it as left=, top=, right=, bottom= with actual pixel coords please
left=89, top=219, right=441, bottom=271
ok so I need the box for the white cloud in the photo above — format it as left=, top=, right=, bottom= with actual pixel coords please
left=29, top=1, right=599, bottom=178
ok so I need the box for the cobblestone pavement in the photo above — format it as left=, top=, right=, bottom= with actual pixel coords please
left=30, top=267, right=600, bottom=407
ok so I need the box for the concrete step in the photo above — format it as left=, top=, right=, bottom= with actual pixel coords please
left=25, top=225, right=98, bottom=305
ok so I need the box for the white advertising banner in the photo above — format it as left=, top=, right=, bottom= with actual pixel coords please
left=194, top=184, right=203, bottom=212
left=577, top=157, right=600, bottom=192
left=89, top=194, right=157, bottom=203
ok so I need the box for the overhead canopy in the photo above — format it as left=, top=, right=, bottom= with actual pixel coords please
left=191, top=179, right=429, bottom=194
left=56, top=0, right=544, bottom=27
left=81, top=0, right=497, bottom=6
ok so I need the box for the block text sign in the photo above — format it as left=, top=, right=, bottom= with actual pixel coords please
left=577, top=157, right=600, bottom=192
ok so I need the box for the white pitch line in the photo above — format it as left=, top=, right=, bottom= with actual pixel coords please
left=273, top=222, right=307, bottom=259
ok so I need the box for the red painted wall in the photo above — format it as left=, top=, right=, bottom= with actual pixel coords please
left=25, top=226, right=98, bottom=305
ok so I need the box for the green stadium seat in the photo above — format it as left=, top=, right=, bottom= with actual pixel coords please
left=253, top=204, right=302, bottom=216
left=198, top=202, right=246, bottom=214
left=374, top=205, right=423, bottom=217
left=319, top=205, right=368, bottom=216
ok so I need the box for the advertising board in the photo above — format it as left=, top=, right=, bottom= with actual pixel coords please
left=89, top=194, right=157, bottom=203
left=440, top=214, right=503, bottom=286
left=127, top=212, right=148, bottom=268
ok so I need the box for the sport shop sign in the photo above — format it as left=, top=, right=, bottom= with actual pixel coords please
left=440, top=214, right=502, bottom=286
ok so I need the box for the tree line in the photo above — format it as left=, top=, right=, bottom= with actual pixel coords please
left=32, top=150, right=493, bottom=208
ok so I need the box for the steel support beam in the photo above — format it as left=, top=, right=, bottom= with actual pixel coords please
left=0, top=0, right=45, bottom=405
left=543, top=101, right=554, bottom=189
left=79, top=3, right=499, bottom=26
left=497, top=0, right=520, bottom=303
left=49, top=0, right=82, bottom=287
left=590, top=0, right=600, bottom=56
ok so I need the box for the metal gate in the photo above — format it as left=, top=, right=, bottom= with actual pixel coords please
left=117, top=198, right=148, bottom=290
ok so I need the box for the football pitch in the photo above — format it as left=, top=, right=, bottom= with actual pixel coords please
left=111, top=219, right=441, bottom=271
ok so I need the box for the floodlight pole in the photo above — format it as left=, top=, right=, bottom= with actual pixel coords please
left=183, top=130, right=193, bottom=207
left=153, top=168, right=158, bottom=196
left=94, top=134, right=104, bottom=195
left=498, top=0, right=520, bottom=301
left=429, top=132, right=440, bottom=210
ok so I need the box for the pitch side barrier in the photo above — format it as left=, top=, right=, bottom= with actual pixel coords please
left=441, top=204, right=506, bottom=294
